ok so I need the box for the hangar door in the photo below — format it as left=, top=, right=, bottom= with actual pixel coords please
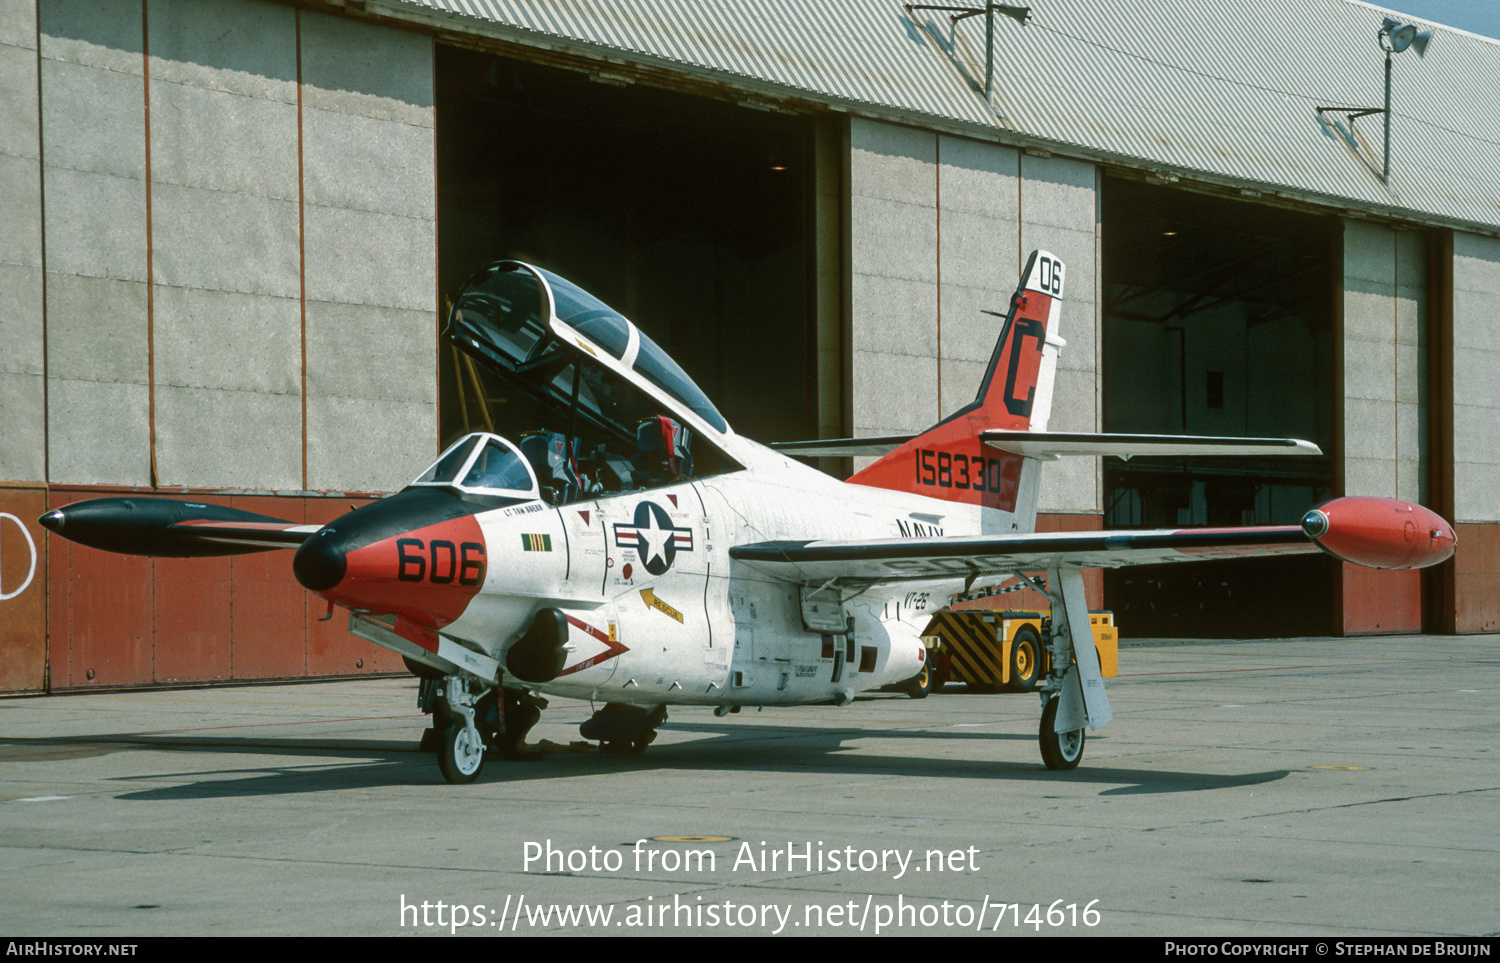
left=435, top=47, right=822, bottom=450
left=1101, top=178, right=1337, bottom=637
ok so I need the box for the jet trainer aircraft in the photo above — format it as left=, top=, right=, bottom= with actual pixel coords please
left=39, top=252, right=1456, bottom=782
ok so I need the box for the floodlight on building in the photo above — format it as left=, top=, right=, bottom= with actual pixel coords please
left=1379, top=16, right=1432, bottom=56
left=1376, top=17, right=1432, bottom=182
left=1317, top=16, right=1432, bottom=185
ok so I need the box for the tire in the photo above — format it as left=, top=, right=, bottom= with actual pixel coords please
left=1038, top=697, right=1085, bottom=771
left=1007, top=625, right=1042, bottom=693
left=438, top=723, right=485, bottom=784
left=904, top=660, right=934, bottom=699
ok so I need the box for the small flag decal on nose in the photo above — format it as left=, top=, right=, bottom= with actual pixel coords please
left=521, top=533, right=552, bottom=552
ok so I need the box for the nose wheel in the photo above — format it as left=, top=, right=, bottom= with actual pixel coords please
left=439, top=721, right=486, bottom=783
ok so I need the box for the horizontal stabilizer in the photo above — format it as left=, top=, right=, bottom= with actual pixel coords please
left=38, top=497, right=321, bottom=558
left=771, top=435, right=915, bottom=458
left=981, top=430, right=1322, bottom=461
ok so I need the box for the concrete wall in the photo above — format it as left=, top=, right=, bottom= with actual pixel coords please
left=1019, top=153, right=1099, bottom=515
left=301, top=11, right=436, bottom=493
left=0, top=0, right=438, bottom=692
left=1341, top=219, right=1427, bottom=502
left=1338, top=219, right=1430, bottom=634
left=148, top=0, right=302, bottom=490
left=10, top=0, right=438, bottom=495
left=1450, top=231, right=1500, bottom=633
left=848, top=120, right=940, bottom=442
left=847, top=118, right=1099, bottom=515
left=934, top=134, right=1020, bottom=415
left=0, top=2, right=45, bottom=484
left=1452, top=232, right=1500, bottom=524
left=39, top=0, right=152, bottom=486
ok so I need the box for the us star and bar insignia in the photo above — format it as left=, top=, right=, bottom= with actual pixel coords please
left=613, top=501, right=693, bottom=576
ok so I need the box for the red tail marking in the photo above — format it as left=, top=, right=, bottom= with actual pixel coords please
left=849, top=286, right=1054, bottom=513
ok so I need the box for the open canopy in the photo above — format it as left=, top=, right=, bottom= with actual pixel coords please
left=445, top=262, right=729, bottom=442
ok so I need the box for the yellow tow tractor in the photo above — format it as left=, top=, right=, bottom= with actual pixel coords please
left=908, top=609, right=1118, bottom=697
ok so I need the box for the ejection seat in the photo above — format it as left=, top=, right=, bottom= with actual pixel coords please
left=518, top=431, right=584, bottom=505
left=631, top=416, right=694, bottom=490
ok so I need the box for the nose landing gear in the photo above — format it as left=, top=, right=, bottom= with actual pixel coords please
left=418, top=674, right=549, bottom=782
left=426, top=676, right=487, bottom=784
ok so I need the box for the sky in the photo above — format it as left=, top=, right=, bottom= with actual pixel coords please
left=1367, top=0, right=1500, bottom=40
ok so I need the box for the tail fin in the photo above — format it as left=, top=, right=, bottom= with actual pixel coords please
left=848, top=250, right=1065, bottom=524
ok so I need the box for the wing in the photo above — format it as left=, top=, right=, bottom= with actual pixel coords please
left=729, top=496, right=1456, bottom=588
left=730, top=525, right=1317, bottom=586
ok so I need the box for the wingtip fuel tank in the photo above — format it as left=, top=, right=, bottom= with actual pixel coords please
left=1301, top=496, right=1456, bottom=570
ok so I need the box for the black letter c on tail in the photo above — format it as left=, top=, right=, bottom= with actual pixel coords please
left=1003, top=318, right=1044, bottom=418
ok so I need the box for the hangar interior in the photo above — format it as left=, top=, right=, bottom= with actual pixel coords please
left=1101, top=178, right=1340, bottom=636
left=435, top=47, right=818, bottom=449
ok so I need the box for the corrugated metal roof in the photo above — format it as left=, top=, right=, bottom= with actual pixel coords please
left=383, top=0, right=1500, bottom=232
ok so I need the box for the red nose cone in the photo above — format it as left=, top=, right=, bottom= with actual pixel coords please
left=324, top=515, right=488, bottom=628
left=1302, top=496, right=1456, bottom=570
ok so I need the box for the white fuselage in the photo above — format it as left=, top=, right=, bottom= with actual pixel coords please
left=434, top=438, right=1039, bottom=708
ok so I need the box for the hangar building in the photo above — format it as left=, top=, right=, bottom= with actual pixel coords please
left=2, top=0, right=1497, bottom=692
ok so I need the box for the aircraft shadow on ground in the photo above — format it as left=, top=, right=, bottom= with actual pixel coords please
left=0, top=723, right=1289, bottom=800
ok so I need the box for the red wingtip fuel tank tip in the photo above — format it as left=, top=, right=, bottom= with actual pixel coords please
left=1301, top=496, right=1456, bottom=570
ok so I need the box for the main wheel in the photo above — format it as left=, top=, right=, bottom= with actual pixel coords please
left=1007, top=626, right=1042, bottom=692
left=1038, top=697, right=1085, bottom=770
left=438, top=723, right=486, bottom=784
left=905, top=660, right=934, bottom=699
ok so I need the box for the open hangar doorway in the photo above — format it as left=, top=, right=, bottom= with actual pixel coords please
left=1101, top=177, right=1338, bottom=638
left=435, top=45, right=821, bottom=452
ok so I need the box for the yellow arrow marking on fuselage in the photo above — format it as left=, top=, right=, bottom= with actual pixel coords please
left=640, top=588, right=683, bottom=623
